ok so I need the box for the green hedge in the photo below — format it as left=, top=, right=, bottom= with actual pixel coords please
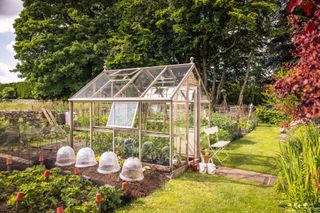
left=255, top=106, right=287, bottom=125
left=0, top=82, right=34, bottom=99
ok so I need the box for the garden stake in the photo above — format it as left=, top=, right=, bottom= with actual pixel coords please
left=15, top=192, right=24, bottom=213
left=44, top=170, right=50, bottom=182
left=73, top=167, right=80, bottom=175
left=121, top=181, right=127, bottom=190
left=39, top=154, right=45, bottom=165
left=6, top=157, right=12, bottom=172
left=95, top=193, right=102, bottom=213
left=56, top=206, right=64, bottom=213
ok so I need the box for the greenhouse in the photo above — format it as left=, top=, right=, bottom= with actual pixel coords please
left=68, top=59, right=211, bottom=172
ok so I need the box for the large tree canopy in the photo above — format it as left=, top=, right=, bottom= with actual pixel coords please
left=14, top=0, right=116, bottom=99
left=14, top=0, right=286, bottom=102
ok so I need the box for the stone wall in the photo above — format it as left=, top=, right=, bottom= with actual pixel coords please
left=0, top=110, right=44, bottom=127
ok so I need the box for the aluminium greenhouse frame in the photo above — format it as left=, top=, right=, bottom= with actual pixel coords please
left=68, top=59, right=211, bottom=172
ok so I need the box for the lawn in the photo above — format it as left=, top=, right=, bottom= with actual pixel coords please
left=218, top=124, right=281, bottom=175
left=118, top=172, right=284, bottom=213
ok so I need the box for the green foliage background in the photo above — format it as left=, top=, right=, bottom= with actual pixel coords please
left=0, top=82, right=34, bottom=99
left=12, top=0, right=288, bottom=103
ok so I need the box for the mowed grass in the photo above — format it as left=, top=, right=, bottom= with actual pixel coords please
left=219, top=124, right=281, bottom=175
left=118, top=172, right=284, bottom=213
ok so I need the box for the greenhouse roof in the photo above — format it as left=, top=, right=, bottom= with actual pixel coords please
left=70, top=63, right=210, bottom=102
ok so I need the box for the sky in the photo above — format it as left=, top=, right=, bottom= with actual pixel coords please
left=0, top=0, right=23, bottom=83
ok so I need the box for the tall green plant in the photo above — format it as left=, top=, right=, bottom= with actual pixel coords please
left=277, top=124, right=320, bottom=211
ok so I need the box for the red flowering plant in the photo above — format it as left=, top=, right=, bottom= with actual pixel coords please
left=271, top=0, right=320, bottom=120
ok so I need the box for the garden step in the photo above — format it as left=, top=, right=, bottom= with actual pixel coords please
left=215, top=167, right=277, bottom=186
left=0, top=153, right=33, bottom=165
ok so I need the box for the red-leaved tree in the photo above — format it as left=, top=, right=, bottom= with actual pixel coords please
left=272, top=0, right=320, bottom=119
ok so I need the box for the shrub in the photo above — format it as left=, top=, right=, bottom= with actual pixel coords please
left=255, top=106, right=287, bottom=125
left=276, top=123, right=320, bottom=211
left=0, top=87, right=16, bottom=99
left=239, top=115, right=258, bottom=132
left=210, top=113, right=238, bottom=137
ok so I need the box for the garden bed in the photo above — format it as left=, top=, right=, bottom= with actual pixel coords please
left=0, top=141, right=173, bottom=201
left=60, top=165, right=170, bottom=199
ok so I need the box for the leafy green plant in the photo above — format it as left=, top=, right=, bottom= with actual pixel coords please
left=239, top=116, right=258, bottom=132
left=92, top=132, right=113, bottom=155
left=77, top=111, right=90, bottom=127
left=120, top=138, right=138, bottom=158
left=1, top=166, right=125, bottom=212
left=142, top=141, right=154, bottom=161
left=276, top=123, right=320, bottom=211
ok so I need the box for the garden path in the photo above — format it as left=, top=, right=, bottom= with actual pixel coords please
left=215, top=166, right=277, bottom=186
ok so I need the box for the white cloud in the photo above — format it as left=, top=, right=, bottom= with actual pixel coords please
left=0, top=0, right=23, bottom=34
left=0, top=16, right=16, bottom=33
left=6, top=40, right=15, bottom=53
left=0, top=62, right=24, bottom=83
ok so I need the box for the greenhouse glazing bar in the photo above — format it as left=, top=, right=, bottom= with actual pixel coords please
left=68, top=98, right=171, bottom=102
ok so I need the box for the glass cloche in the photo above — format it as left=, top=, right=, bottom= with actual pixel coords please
left=120, top=157, right=144, bottom=181
left=75, top=147, right=97, bottom=168
left=55, top=146, right=76, bottom=167
left=97, top=151, right=120, bottom=174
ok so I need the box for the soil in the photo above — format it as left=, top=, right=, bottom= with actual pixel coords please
left=61, top=165, right=170, bottom=198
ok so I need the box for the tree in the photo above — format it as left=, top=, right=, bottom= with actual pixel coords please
left=272, top=0, right=320, bottom=119
left=108, top=0, right=278, bottom=106
left=14, top=0, right=283, bottom=103
left=14, top=0, right=116, bottom=99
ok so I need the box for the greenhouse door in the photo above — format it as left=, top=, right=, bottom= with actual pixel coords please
left=188, top=86, right=199, bottom=158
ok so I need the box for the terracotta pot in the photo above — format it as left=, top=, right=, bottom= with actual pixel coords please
left=39, top=155, right=45, bottom=162
left=44, top=170, right=50, bottom=178
left=73, top=167, right=80, bottom=175
left=95, top=193, right=102, bottom=203
left=16, top=192, right=24, bottom=202
left=189, top=160, right=198, bottom=172
left=6, top=158, right=13, bottom=165
left=121, top=181, right=127, bottom=190
left=56, top=207, right=64, bottom=213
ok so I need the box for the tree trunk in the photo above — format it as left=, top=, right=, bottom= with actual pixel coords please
left=200, top=47, right=207, bottom=88
left=210, top=66, right=217, bottom=109
left=238, top=52, right=253, bottom=107
left=215, top=70, right=225, bottom=104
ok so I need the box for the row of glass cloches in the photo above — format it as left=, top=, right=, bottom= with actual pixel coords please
left=55, top=146, right=144, bottom=181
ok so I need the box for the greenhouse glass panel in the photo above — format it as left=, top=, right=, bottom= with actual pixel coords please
left=116, top=71, right=151, bottom=97
left=92, top=80, right=129, bottom=98
left=143, top=64, right=192, bottom=99
left=74, top=72, right=110, bottom=98
left=107, top=102, right=138, bottom=128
